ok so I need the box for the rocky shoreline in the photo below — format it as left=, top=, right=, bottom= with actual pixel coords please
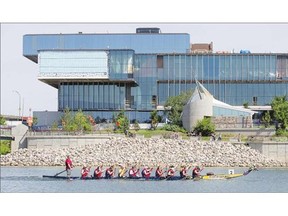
left=0, top=137, right=286, bottom=167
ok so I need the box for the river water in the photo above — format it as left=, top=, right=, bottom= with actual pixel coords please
left=1, top=166, right=288, bottom=193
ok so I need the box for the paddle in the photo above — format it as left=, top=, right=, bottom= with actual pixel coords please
left=54, top=170, right=66, bottom=177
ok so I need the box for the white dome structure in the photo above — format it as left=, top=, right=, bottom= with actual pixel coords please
left=182, top=81, right=256, bottom=132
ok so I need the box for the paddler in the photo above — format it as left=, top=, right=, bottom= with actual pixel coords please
left=81, top=164, right=90, bottom=179
left=94, top=164, right=104, bottom=179
left=192, top=166, right=203, bottom=179
left=166, top=165, right=175, bottom=179
left=128, top=165, right=140, bottom=178
left=105, top=165, right=114, bottom=179
left=155, top=165, right=165, bottom=179
left=65, top=155, right=73, bottom=178
left=141, top=165, right=153, bottom=179
left=179, top=165, right=190, bottom=179
left=118, top=164, right=127, bottom=178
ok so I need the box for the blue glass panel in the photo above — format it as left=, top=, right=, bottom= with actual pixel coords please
left=23, top=33, right=190, bottom=56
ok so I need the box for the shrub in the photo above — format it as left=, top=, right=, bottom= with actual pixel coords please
left=161, top=124, right=187, bottom=133
left=193, top=118, right=215, bottom=136
left=0, top=141, right=11, bottom=155
left=275, top=129, right=288, bottom=137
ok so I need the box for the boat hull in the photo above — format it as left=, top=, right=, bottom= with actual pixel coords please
left=43, top=169, right=253, bottom=181
left=200, top=173, right=243, bottom=180
left=42, top=174, right=243, bottom=181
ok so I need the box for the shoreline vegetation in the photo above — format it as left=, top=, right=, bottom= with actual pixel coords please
left=0, top=137, right=286, bottom=167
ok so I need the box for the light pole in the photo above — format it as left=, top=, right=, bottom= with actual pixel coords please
left=13, top=90, right=21, bottom=118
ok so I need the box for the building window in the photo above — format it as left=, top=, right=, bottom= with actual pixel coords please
left=152, top=95, right=157, bottom=105
left=157, top=55, right=163, bottom=68
left=253, top=96, right=257, bottom=105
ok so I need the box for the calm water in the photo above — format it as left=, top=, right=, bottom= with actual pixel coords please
left=1, top=166, right=288, bottom=193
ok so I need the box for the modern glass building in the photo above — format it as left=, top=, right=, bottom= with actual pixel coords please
left=23, top=28, right=288, bottom=124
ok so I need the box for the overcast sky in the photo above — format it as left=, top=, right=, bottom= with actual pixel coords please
left=1, top=23, right=288, bottom=116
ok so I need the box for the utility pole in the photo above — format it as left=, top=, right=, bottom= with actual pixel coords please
left=13, top=90, right=21, bottom=118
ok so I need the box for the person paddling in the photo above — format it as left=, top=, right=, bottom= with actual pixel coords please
left=180, top=165, right=190, bottom=179
left=94, top=164, right=104, bottom=179
left=65, top=155, right=73, bottom=179
left=81, top=165, right=90, bottom=179
left=141, top=166, right=153, bottom=179
left=118, top=164, right=127, bottom=178
left=166, top=165, right=175, bottom=179
left=105, top=165, right=114, bottom=179
left=192, top=166, right=203, bottom=179
left=155, top=166, right=165, bottom=180
left=128, top=166, right=140, bottom=179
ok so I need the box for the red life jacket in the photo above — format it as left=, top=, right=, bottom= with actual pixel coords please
left=180, top=168, right=187, bottom=177
left=94, top=167, right=102, bottom=178
left=105, top=168, right=114, bottom=178
left=192, top=168, right=200, bottom=178
left=142, top=168, right=151, bottom=178
left=155, top=168, right=163, bottom=177
left=129, top=168, right=138, bottom=177
left=167, top=168, right=175, bottom=176
left=81, top=168, right=89, bottom=178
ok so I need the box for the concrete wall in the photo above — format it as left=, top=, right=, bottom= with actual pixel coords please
left=212, top=116, right=253, bottom=129
left=26, top=134, right=125, bottom=149
left=248, top=142, right=288, bottom=163
left=216, top=128, right=276, bottom=136
left=11, top=124, right=29, bottom=152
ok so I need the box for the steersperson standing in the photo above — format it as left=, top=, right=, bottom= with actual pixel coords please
left=65, top=155, right=73, bottom=179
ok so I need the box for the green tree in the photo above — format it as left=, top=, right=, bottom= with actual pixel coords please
left=262, top=111, right=271, bottom=128
left=0, top=141, right=11, bottom=155
left=0, top=116, right=10, bottom=155
left=271, top=96, right=288, bottom=130
left=0, top=115, right=6, bottom=125
left=74, top=110, right=92, bottom=131
left=115, top=110, right=129, bottom=133
left=193, top=117, right=215, bottom=136
left=61, top=108, right=92, bottom=132
left=150, top=110, right=161, bottom=130
left=133, top=120, right=140, bottom=131
left=164, top=90, right=193, bottom=126
left=51, top=121, right=59, bottom=130
left=32, top=117, right=38, bottom=126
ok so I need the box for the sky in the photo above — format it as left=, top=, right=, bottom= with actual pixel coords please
left=1, top=23, right=288, bottom=116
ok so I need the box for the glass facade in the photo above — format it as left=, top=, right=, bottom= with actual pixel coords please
left=23, top=32, right=288, bottom=123
left=213, top=106, right=252, bottom=117
left=39, top=50, right=109, bottom=78
left=23, top=33, right=190, bottom=57
left=157, top=54, right=288, bottom=106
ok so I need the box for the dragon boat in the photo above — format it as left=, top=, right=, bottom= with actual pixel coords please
left=43, top=167, right=256, bottom=181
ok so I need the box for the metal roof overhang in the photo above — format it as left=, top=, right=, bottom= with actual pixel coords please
left=38, top=77, right=138, bottom=89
